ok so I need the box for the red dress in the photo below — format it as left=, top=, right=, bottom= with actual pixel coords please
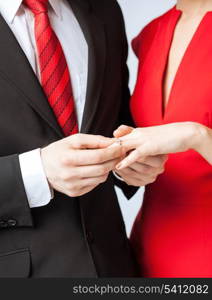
left=130, top=6, right=212, bottom=278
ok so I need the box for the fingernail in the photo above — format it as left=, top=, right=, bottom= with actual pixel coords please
left=116, top=163, right=123, bottom=170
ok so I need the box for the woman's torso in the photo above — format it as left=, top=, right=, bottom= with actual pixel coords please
left=130, top=7, right=212, bottom=277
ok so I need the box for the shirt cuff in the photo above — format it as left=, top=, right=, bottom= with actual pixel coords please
left=19, top=149, right=53, bottom=208
left=113, top=170, right=125, bottom=182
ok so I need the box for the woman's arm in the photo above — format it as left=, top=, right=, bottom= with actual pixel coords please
left=115, top=122, right=212, bottom=169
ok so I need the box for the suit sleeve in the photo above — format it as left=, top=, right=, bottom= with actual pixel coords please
left=0, top=155, right=33, bottom=228
left=113, top=1, right=139, bottom=199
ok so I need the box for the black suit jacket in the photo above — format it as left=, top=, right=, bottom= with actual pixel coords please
left=0, top=0, right=137, bottom=277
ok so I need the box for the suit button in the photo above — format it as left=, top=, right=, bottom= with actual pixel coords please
left=0, top=220, right=8, bottom=228
left=86, top=231, right=94, bottom=244
left=7, top=219, right=17, bottom=227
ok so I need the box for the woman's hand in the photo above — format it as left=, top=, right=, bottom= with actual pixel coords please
left=114, top=122, right=212, bottom=169
left=114, top=155, right=167, bottom=186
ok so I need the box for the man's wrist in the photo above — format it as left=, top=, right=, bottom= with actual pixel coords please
left=19, top=149, right=54, bottom=208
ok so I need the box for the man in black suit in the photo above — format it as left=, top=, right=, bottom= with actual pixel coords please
left=0, top=0, right=165, bottom=277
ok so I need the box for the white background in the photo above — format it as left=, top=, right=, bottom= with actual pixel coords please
left=116, top=0, right=176, bottom=236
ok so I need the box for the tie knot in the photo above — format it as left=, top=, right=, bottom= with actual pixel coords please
left=24, top=0, right=49, bottom=15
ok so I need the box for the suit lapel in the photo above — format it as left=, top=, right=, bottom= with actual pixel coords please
left=68, top=0, right=107, bottom=133
left=0, top=15, right=63, bottom=137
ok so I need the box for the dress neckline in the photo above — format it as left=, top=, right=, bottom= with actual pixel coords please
left=161, top=6, right=212, bottom=119
left=173, top=4, right=212, bottom=16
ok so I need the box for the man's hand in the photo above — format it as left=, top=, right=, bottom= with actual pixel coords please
left=114, top=155, right=167, bottom=187
left=114, top=125, right=167, bottom=186
left=41, top=134, right=124, bottom=197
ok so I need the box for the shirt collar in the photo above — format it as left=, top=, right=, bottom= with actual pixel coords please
left=49, top=0, right=62, bottom=20
left=0, top=0, right=62, bottom=24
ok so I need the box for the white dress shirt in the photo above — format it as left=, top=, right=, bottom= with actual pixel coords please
left=0, top=0, right=88, bottom=208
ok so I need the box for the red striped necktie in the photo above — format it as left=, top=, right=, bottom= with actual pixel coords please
left=24, top=0, right=78, bottom=136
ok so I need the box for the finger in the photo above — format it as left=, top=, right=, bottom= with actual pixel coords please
left=69, top=144, right=125, bottom=166
left=120, top=139, right=140, bottom=152
left=116, top=170, right=150, bottom=187
left=82, top=175, right=108, bottom=186
left=76, top=158, right=121, bottom=178
left=116, top=167, right=141, bottom=180
left=124, top=178, right=148, bottom=187
left=74, top=184, right=99, bottom=197
left=113, top=125, right=134, bottom=138
left=131, top=164, right=164, bottom=177
left=116, top=149, right=142, bottom=170
left=163, top=154, right=169, bottom=163
left=116, top=165, right=157, bottom=181
left=67, top=134, right=116, bottom=149
left=128, top=162, right=157, bottom=174
left=137, top=155, right=168, bottom=168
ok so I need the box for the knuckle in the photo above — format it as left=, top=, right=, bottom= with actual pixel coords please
left=138, top=181, right=145, bottom=187
left=60, top=171, right=70, bottom=181
left=128, top=177, right=142, bottom=187
left=159, top=167, right=165, bottom=174
left=129, top=182, right=137, bottom=187
left=70, top=182, right=79, bottom=191
left=66, top=186, right=75, bottom=197
left=148, top=167, right=160, bottom=176
left=99, top=177, right=106, bottom=183
left=125, top=179, right=132, bottom=186
left=131, top=182, right=139, bottom=187
left=73, top=134, right=83, bottom=147
left=77, top=169, right=85, bottom=178
left=67, top=190, right=78, bottom=197
left=148, top=169, right=156, bottom=176
left=69, top=154, right=78, bottom=165
left=96, top=152, right=105, bottom=163
left=60, top=155, right=70, bottom=166
left=153, top=167, right=164, bottom=175
left=150, top=176, right=157, bottom=183
left=102, top=174, right=109, bottom=182
left=100, top=166, right=108, bottom=174
left=97, top=175, right=108, bottom=184
left=66, top=184, right=80, bottom=197
left=66, top=190, right=73, bottom=197
left=66, top=182, right=74, bottom=191
left=60, top=150, right=75, bottom=165
left=75, top=156, right=81, bottom=166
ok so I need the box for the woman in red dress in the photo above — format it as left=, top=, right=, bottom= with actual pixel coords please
left=115, top=0, right=212, bottom=277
